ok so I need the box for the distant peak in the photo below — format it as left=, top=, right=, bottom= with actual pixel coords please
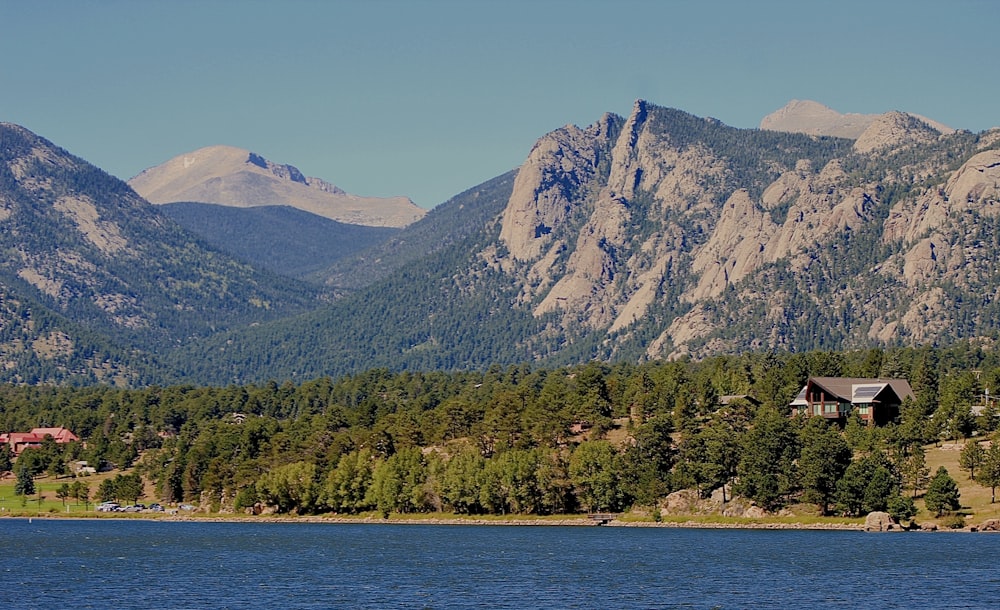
left=761, top=99, right=953, bottom=139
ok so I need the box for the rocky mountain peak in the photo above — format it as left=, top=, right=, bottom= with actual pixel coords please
left=129, top=145, right=424, bottom=228
left=852, top=111, right=948, bottom=153
left=761, top=100, right=954, bottom=143
left=760, top=100, right=879, bottom=138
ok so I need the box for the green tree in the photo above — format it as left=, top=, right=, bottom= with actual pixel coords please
left=323, top=449, right=375, bottom=514
left=959, top=439, right=985, bottom=480
left=98, top=478, right=117, bottom=502
left=569, top=441, right=625, bottom=513
left=734, top=407, right=800, bottom=511
left=257, top=461, right=319, bottom=514
left=71, top=480, right=90, bottom=508
left=886, top=493, right=917, bottom=523
left=479, top=449, right=544, bottom=515
left=115, top=473, right=144, bottom=505
left=620, top=415, right=675, bottom=506
left=441, top=446, right=485, bottom=514
left=14, top=465, right=35, bottom=496
left=899, top=446, right=931, bottom=498
left=367, top=447, right=428, bottom=517
left=798, top=418, right=852, bottom=515
left=835, top=453, right=901, bottom=516
left=974, top=441, right=1000, bottom=503
left=0, top=444, right=12, bottom=474
left=924, top=466, right=961, bottom=516
left=56, top=482, right=71, bottom=507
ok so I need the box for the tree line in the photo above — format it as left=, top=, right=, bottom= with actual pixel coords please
left=3, top=345, right=999, bottom=519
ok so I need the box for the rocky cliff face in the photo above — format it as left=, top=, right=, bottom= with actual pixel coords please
left=129, top=145, right=425, bottom=228
left=488, top=101, right=1000, bottom=360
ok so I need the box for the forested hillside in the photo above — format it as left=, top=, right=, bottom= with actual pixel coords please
left=4, top=345, right=998, bottom=521
left=168, top=102, right=1000, bottom=385
left=3, top=100, right=1000, bottom=386
left=0, top=123, right=320, bottom=385
left=159, top=203, right=399, bottom=280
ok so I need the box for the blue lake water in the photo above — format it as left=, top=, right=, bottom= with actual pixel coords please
left=1, top=519, right=998, bottom=609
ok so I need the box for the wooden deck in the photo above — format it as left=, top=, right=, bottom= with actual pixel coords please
left=587, top=513, right=619, bottom=525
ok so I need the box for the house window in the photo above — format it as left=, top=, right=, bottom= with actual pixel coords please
left=857, top=405, right=870, bottom=415
left=824, top=403, right=837, bottom=414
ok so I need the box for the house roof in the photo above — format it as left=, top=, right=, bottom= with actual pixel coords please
left=795, top=377, right=915, bottom=405
left=718, top=394, right=761, bottom=406
left=30, top=427, right=79, bottom=443
left=1, top=427, right=80, bottom=454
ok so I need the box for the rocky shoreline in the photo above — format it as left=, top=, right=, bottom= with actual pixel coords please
left=7, top=508, right=1000, bottom=532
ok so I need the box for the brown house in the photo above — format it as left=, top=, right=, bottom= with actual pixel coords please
left=790, top=377, right=914, bottom=426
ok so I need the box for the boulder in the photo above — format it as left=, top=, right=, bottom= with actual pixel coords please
left=919, top=522, right=938, bottom=532
left=864, top=511, right=895, bottom=532
left=978, top=519, right=1000, bottom=532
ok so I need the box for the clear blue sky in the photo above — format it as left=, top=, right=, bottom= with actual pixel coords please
left=2, top=0, right=997, bottom=208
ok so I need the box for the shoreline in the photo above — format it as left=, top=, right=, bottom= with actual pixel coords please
left=7, top=510, right=995, bottom=532
left=0, top=511, right=872, bottom=531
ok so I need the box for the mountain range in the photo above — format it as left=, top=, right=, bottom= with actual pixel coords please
left=1, top=99, right=998, bottom=386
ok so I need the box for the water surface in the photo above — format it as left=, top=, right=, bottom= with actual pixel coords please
left=1, top=519, right=996, bottom=608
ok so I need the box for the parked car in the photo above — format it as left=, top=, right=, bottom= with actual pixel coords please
left=96, top=502, right=120, bottom=512
left=178, top=504, right=195, bottom=511
left=148, top=503, right=164, bottom=512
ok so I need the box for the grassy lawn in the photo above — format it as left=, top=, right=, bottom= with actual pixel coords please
left=0, top=471, right=118, bottom=517
left=923, top=440, right=1000, bottom=526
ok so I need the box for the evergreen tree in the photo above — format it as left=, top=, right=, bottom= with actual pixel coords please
left=56, top=482, right=71, bottom=507
left=0, top=445, right=12, bottom=474
left=974, top=441, right=1000, bottom=504
left=924, top=466, right=961, bottom=516
left=14, top=465, right=35, bottom=496
left=798, top=418, right=852, bottom=515
left=899, top=446, right=931, bottom=498
left=734, top=407, right=800, bottom=511
left=835, top=453, right=901, bottom=516
left=886, top=493, right=917, bottom=523
left=959, top=439, right=985, bottom=480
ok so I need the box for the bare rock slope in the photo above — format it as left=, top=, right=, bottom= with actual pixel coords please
left=485, top=99, right=1000, bottom=360
left=129, top=145, right=425, bottom=228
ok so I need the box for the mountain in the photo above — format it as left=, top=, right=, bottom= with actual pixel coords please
left=168, top=100, right=1000, bottom=384
left=5, top=98, right=1000, bottom=387
left=315, top=170, right=517, bottom=290
left=158, top=202, right=399, bottom=280
left=760, top=99, right=954, bottom=139
left=129, top=145, right=425, bottom=228
left=0, top=123, right=321, bottom=384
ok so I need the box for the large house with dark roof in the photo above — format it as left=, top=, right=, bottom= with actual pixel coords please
left=790, top=377, right=915, bottom=426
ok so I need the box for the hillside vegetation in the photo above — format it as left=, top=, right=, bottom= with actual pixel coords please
left=4, top=345, right=1000, bottom=527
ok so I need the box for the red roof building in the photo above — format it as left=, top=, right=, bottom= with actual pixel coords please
left=0, top=427, right=79, bottom=455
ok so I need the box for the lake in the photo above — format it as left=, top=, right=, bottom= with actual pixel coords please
left=1, top=519, right=997, bottom=608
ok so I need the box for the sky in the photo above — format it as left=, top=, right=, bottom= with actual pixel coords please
left=2, top=0, right=998, bottom=209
